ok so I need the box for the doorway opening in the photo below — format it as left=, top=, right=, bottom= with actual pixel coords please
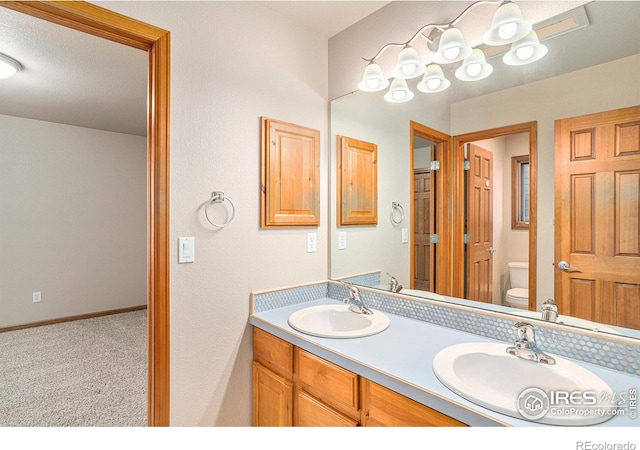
left=453, top=122, right=538, bottom=311
left=0, top=2, right=172, bottom=425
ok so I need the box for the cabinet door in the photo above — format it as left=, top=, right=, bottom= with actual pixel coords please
left=261, top=117, right=320, bottom=227
left=337, top=135, right=378, bottom=225
left=295, top=390, right=358, bottom=427
left=253, top=362, right=293, bottom=426
left=361, top=379, right=466, bottom=427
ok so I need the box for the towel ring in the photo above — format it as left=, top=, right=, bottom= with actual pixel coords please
left=390, top=202, right=404, bottom=225
left=205, top=191, right=235, bottom=228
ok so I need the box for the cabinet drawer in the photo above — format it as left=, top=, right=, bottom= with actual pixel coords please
left=253, top=327, right=293, bottom=379
left=361, top=379, right=467, bottom=427
left=294, top=348, right=359, bottom=418
left=294, top=390, right=358, bottom=427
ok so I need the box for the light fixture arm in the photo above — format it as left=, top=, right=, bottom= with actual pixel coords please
left=363, top=0, right=503, bottom=63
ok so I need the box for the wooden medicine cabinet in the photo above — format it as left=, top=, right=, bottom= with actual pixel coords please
left=337, top=136, right=378, bottom=225
left=261, top=117, right=321, bottom=227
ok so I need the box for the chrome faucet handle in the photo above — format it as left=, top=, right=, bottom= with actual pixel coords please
left=386, top=273, right=398, bottom=292
left=506, top=322, right=556, bottom=365
left=541, top=298, right=559, bottom=322
left=514, top=321, right=535, bottom=342
left=343, top=285, right=372, bottom=315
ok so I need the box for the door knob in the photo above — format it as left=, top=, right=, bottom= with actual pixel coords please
left=488, top=247, right=496, bottom=254
left=557, top=260, right=581, bottom=272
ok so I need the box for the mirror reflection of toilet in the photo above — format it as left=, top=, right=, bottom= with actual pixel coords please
left=505, top=262, right=528, bottom=309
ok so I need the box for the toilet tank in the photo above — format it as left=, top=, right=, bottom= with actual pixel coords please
left=508, top=262, right=529, bottom=289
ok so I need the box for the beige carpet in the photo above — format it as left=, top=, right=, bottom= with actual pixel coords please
left=0, top=310, right=147, bottom=427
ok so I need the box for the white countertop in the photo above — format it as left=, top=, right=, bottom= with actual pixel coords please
left=249, top=297, right=640, bottom=427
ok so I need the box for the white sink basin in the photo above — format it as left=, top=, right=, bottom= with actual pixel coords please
left=288, top=304, right=390, bottom=338
left=433, top=342, right=617, bottom=426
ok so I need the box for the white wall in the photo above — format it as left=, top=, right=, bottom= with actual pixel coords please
left=330, top=90, right=450, bottom=287
left=451, top=54, right=640, bottom=310
left=0, top=114, right=147, bottom=328
left=94, top=1, right=329, bottom=425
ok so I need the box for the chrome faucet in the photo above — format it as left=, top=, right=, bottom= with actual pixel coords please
left=343, top=285, right=372, bottom=315
left=386, top=273, right=403, bottom=293
left=541, top=298, right=559, bottom=322
left=506, top=322, right=556, bottom=365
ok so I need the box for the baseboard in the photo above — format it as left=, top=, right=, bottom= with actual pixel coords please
left=0, top=305, right=148, bottom=333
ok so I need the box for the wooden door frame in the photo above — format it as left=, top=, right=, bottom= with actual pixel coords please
left=0, top=1, right=171, bottom=426
left=452, top=122, right=537, bottom=311
left=410, top=121, right=453, bottom=295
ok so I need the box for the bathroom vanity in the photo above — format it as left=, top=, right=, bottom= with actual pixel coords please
left=249, top=281, right=640, bottom=427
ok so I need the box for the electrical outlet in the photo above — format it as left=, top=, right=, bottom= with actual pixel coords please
left=338, top=231, right=347, bottom=250
left=307, top=232, right=317, bottom=253
left=33, top=291, right=42, bottom=303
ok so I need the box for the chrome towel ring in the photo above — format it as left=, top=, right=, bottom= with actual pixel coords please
left=205, top=191, right=235, bottom=228
left=390, top=202, right=404, bottom=225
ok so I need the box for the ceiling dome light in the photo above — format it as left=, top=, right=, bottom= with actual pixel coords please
left=503, top=30, right=548, bottom=66
left=483, top=2, right=532, bottom=45
left=455, top=49, right=493, bottom=81
left=384, top=78, right=414, bottom=103
left=0, top=53, right=23, bottom=80
left=391, top=45, right=425, bottom=79
left=417, top=64, right=451, bottom=93
left=357, top=62, right=390, bottom=92
left=433, top=27, right=472, bottom=64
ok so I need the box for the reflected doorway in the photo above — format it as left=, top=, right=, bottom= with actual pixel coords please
left=453, top=122, right=538, bottom=311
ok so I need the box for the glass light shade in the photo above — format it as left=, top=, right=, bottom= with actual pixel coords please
left=433, top=27, right=472, bottom=64
left=483, top=2, right=532, bottom=45
left=455, top=49, right=493, bottom=81
left=383, top=78, right=414, bottom=103
left=503, top=30, right=548, bottom=66
left=357, top=62, right=390, bottom=92
left=391, top=45, right=426, bottom=79
left=0, top=53, right=22, bottom=80
left=416, top=64, right=451, bottom=93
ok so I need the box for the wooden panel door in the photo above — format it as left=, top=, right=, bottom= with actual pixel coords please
left=414, top=169, right=434, bottom=291
left=555, top=106, right=640, bottom=329
left=466, top=144, right=494, bottom=303
left=337, top=136, right=378, bottom=225
left=261, top=117, right=320, bottom=227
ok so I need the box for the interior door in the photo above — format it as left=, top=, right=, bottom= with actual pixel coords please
left=555, top=106, right=640, bottom=329
left=466, top=144, right=494, bottom=303
left=413, top=168, right=434, bottom=291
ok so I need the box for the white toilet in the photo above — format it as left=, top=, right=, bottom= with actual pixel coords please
left=505, top=262, right=529, bottom=309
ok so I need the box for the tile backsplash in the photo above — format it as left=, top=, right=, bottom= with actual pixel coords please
left=252, top=281, right=640, bottom=377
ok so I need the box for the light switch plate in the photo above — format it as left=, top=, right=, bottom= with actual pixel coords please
left=401, top=228, right=409, bottom=244
left=179, top=237, right=195, bottom=263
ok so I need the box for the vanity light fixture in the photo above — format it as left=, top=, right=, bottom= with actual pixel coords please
left=455, top=48, right=493, bottom=81
left=357, top=61, right=390, bottom=92
left=357, top=1, right=545, bottom=103
left=503, top=30, right=548, bottom=66
left=417, top=64, right=450, bottom=93
left=383, top=78, right=414, bottom=103
left=0, top=53, right=22, bottom=79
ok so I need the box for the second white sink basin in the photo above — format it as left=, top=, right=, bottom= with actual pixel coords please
left=433, top=342, right=617, bottom=426
left=288, top=304, right=390, bottom=338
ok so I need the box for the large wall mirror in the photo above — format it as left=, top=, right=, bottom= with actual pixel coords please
left=329, top=1, right=640, bottom=340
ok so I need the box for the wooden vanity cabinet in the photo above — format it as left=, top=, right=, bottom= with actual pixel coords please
left=294, top=347, right=359, bottom=426
left=252, top=327, right=467, bottom=427
left=252, top=328, right=293, bottom=426
left=360, top=379, right=466, bottom=427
